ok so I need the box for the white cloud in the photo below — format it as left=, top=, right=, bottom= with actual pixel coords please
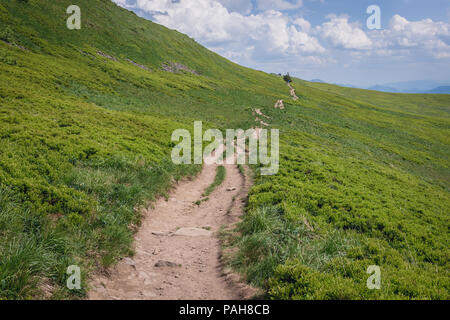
left=288, top=24, right=324, bottom=54
left=294, top=18, right=311, bottom=32
left=361, top=15, right=450, bottom=60
left=390, top=15, right=449, bottom=38
left=139, top=0, right=234, bottom=42
left=118, top=0, right=324, bottom=64
left=386, top=15, right=450, bottom=58
left=318, top=15, right=372, bottom=50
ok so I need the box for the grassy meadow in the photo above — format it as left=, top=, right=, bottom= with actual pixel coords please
left=0, top=0, right=449, bottom=299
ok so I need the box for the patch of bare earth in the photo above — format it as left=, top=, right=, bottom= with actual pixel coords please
left=254, top=108, right=270, bottom=119
left=253, top=109, right=270, bottom=127
left=96, top=51, right=117, bottom=61
left=126, top=59, right=152, bottom=72
left=89, top=152, right=260, bottom=300
left=274, top=99, right=285, bottom=110
left=288, top=83, right=299, bottom=100
left=2, top=40, right=27, bottom=51
left=161, top=61, right=198, bottom=75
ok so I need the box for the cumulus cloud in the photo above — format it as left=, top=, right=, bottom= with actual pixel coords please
left=386, top=15, right=450, bottom=58
left=116, top=0, right=324, bottom=64
left=318, top=15, right=372, bottom=50
left=138, top=0, right=234, bottom=43
left=294, top=18, right=311, bottom=32
left=288, top=24, right=324, bottom=54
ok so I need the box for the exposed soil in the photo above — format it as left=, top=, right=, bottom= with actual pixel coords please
left=274, top=99, right=285, bottom=109
left=2, top=40, right=27, bottom=51
left=126, top=58, right=152, bottom=72
left=96, top=50, right=117, bottom=61
left=254, top=108, right=270, bottom=119
left=89, top=150, right=259, bottom=300
left=161, top=61, right=198, bottom=75
left=288, top=83, right=299, bottom=100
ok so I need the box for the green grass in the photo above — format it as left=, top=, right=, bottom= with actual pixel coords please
left=227, top=80, right=450, bottom=299
left=0, top=0, right=449, bottom=300
left=203, top=166, right=226, bottom=197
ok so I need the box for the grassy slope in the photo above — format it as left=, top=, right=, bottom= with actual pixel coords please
left=233, top=79, right=449, bottom=299
left=0, top=0, right=449, bottom=299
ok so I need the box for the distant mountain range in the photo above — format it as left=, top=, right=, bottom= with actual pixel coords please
left=380, top=80, right=450, bottom=92
left=425, top=86, right=450, bottom=94
left=310, top=79, right=450, bottom=94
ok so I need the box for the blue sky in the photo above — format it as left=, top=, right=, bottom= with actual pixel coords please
left=113, top=0, right=450, bottom=87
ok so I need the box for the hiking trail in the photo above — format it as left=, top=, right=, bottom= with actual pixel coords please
left=288, top=83, right=299, bottom=100
left=89, top=148, right=258, bottom=300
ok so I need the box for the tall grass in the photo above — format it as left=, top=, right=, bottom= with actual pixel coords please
left=0, top=157, right=199, bottom=299
left=230, top=206, right=358, bottom=290
left=0, top=188, right=75, bottom=299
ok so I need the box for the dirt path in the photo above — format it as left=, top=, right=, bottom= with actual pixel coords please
left=89, top=153, right=254, bottom=300
left=254, top=108, right=270, bottom=119
left=288, top=83, right=299, bottom=100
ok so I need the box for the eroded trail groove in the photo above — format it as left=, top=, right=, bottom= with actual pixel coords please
left=89, top=159, right=252, bottom=300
